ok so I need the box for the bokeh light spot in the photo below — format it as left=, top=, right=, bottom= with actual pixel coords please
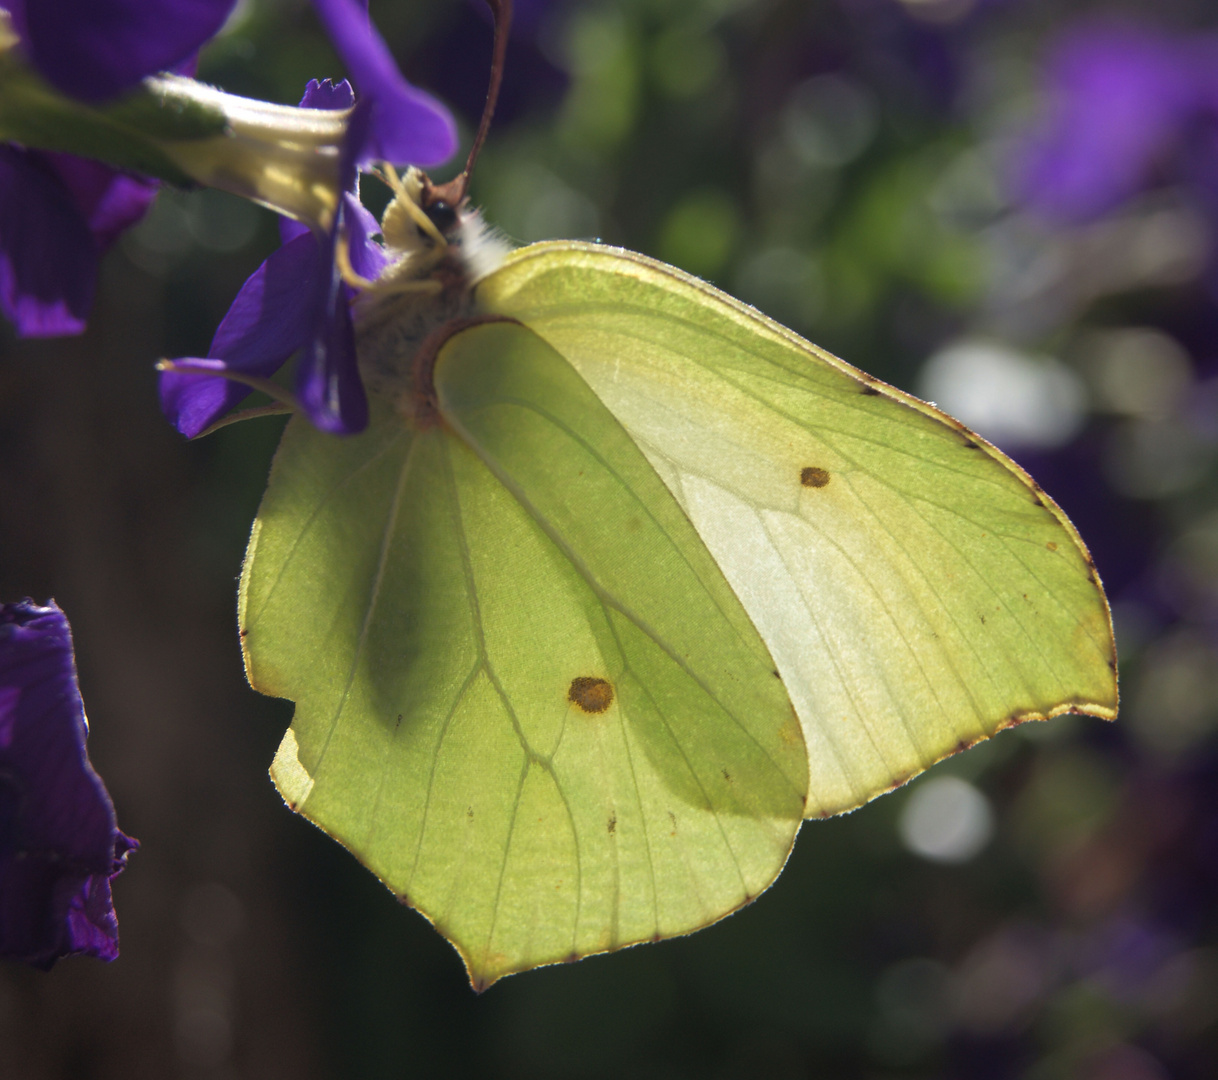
left=899, top=775, right=994, bottom=863
left=657, top=189, right=740, bottom=279
left=919, top=339, right=1087, bottom=450
left=1079, top=327, right=1192, bottom=421
left=782, top=75, right=878, bottom=170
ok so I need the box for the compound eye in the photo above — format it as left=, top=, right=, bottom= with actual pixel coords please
left=425, top=200, right=457, bottom=233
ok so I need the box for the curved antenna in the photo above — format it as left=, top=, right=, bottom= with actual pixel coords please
left=425, top=0, right=513, bottom=208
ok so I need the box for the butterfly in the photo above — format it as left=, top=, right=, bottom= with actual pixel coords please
left=237, top=161, right=1117, bottom=989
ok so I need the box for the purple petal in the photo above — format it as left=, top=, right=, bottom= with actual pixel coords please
left=0, top=146, right=96, bottom=337
left=288, top=194, right=383, bottom=433
left=299, top=76, right=355, bottom=112
left=279, top=217, right=311, bottom=247
left=44, top=154, right=158, bottom=252
left=9, top=0, right=238, bottom=103
left=1011, top=23, right=1203, bottom=222
left=159, top=230, right=324, bottom=437
left=278, top=79, right=357, bottom=247
left=290, top=192, right=382, bottom=434
left=342, top=191, right=390, bottom=281
left=0, top=600, right=136, bottom=970
left=309, top=0, right=458, bottom=167
left=294, top=282, right=367, bottom=435
left=294, top=220, right=367, bottom=434
left=60, top=832, right=136, bottom=963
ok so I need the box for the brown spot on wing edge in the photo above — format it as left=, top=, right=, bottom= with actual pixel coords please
left=801, top=466, right=830, bottom=488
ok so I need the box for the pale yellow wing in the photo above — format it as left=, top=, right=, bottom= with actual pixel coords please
left=476, top=241, right=1117, bottom=818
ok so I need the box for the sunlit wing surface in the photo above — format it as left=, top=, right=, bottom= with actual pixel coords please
left=240, top=322, right=806, bottom=988
left=477, top=242, right=1118, bottom=819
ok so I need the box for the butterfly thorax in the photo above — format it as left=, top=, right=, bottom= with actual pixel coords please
left=353, top=168, right=511, bottom=427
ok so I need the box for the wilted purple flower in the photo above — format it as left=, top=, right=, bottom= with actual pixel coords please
left=0, top=600, right=136, bottom=970
left=3, top=0, right=236, bottom=103
left=1012, top=22, right=1218, bottom=223
left=159, top=4, right=459, bottom=437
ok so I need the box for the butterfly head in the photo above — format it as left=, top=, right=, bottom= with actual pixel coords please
left=351, top=167, right=511, bottom=417
left=374, top=166, right=509, bottom=288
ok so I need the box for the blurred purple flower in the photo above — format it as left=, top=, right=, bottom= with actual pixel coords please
left=417, top=0, right=569, bottom=131
left=0, top=147, right=157, bottom=336
left=0, top=0, right=236, bottom=336
left=310, top=0, right=458, bottom=170
left=160, top=8, right=458, bottom=437
left=3, top=0, right=237, bottom=103
left=0, top=600, right=136, bottom=970
left=1012, top=22, right=1218, bottom=223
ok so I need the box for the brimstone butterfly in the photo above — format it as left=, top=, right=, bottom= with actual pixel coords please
left=237, top=162, right=1116, bottom=988
left=234, top=0, right=1114, bottom=990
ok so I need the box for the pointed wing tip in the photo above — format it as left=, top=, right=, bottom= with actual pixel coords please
left=457, top=947, right=508, bottom=994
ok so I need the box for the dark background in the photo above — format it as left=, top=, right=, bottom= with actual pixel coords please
left=3, top=0, right=1218, bottom=1076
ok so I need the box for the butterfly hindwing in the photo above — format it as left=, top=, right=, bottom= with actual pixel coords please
left=240, top=319, right=806, bottom=987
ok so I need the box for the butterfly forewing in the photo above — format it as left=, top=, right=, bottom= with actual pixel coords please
left=475, top=242, right=1118, bottom=818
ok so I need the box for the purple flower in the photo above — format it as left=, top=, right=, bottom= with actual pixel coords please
left=0, top=600, right=136, bottom=970
left=159, top=99, right=390, bottom=435
left=0, top=147, right=157, bottom=336
left=1012, top=22, right=1218, bottom=223
left=160, top=8, right=458, bottom=437
left=3, top=0, right=237, bottom=103
left=0, top=0, right=237, bottom=336
left=309, top=0, right=458, bottom=171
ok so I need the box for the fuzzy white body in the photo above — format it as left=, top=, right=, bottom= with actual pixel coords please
left=352, top=169, right=512, bottom=411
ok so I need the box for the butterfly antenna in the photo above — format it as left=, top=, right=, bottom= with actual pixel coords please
left=424, top=0, right=512, bottom=208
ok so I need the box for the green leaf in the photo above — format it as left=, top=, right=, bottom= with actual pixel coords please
left=241, top=321, right=807, bottom=989
left=475, top=242, right=1118, bottom=818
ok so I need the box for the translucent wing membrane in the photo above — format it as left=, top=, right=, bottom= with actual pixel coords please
left=240, top=321, right=806, bottom=988
left=476, top=243, right=1118, bottom=818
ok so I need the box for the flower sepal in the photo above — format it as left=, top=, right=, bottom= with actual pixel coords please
left=0, top=49, right=352, bottom=230
left=0, top=46, right=224, bottom=187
